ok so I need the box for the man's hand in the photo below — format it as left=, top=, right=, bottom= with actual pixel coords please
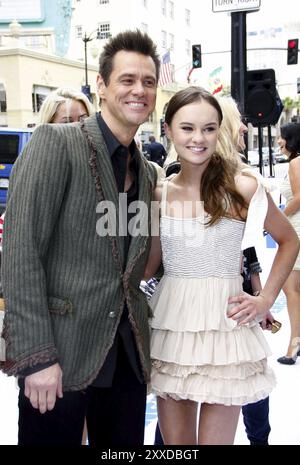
left=24, top=363, right=63, bottom=414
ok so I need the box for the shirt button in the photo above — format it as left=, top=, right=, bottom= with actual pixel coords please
left=108, top=311, right=116, bottom=318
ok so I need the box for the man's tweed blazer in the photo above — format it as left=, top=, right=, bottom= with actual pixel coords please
left=1, top=114, right=157, bottom=390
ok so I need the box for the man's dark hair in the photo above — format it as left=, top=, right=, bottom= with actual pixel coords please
left=149, top=135, right=156, bottom=143
left=99, top=29, right=160, bottom=84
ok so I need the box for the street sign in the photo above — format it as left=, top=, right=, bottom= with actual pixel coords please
left=212, top=0, right=261, bottom=13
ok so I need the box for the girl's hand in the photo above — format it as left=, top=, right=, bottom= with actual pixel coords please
left=260, top=310, right=274, bottom=330
left=227, top=293, right=271, bottom=325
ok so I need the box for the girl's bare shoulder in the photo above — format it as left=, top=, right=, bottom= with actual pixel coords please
left=235, top=171, right=259, bottom=203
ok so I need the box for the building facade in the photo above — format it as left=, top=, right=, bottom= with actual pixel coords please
left=1, top=0, right=298, bottom=140
left=68, top=0, right=195, bottom=85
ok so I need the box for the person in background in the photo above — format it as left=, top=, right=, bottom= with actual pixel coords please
left=1, top=29, right=160, bottom=446
left=218, top=98, right=275, bottom=446
left=278, top=122, right=300, bottom=364
left=146, top=135, right=167, bottom=167
left=136, top=136, right=165, bottom=182
left=144, top=86, right=299, bottom=445
left=38, top=87, right=95, bottom=124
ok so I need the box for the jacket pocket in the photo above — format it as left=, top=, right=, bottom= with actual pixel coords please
left=48, top=296, right=73, bottom=315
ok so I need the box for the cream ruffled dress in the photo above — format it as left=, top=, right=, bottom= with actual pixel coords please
left=149, top=169, right=276, bottom=406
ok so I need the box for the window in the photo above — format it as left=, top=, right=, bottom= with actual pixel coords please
left=161, top=30, right=167, bottom=49
left=98, top=22, right=110, bottom=39
left=0, top=84, right=6, bottom=113
left=75, top=25, right=83, bottom=38
left=185, top=8, right=190, bottom=26
left=25, top=35, right=48, bottom=49
left=32, top=85, right=54, bottom=113
left=161, top=0, right=166, bottom=16
left=169, top=1, right=174, bottom=19
left=99, top=0, right=109, bottom=4
left=0, top=134, right=19, bottom=164
left=185, top=39, right=190, bottom=55
left=169, top=33, right=174, bottom=51
left=141, top=23, right=148, bottom=33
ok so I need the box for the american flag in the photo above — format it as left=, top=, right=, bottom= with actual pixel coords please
left=159, top=51, right=173, bottom=87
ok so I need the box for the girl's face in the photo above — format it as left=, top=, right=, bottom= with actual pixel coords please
left=277, top=135, right=290, bottom=156
left=165, top=100, right=220, bottom=168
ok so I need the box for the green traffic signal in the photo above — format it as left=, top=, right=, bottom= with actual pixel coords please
left=192, top=44, right=202, bottom=68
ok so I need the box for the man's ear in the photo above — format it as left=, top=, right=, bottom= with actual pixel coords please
left=96, top=74, right=106, bottom=100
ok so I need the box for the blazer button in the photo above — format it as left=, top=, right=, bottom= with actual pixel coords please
left=108, top=311, right=116, bottom=318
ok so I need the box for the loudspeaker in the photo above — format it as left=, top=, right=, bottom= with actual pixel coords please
left=245, top=69, right=283, bottom=127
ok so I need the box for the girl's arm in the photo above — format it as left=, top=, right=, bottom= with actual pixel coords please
left=258, top=193, right=299, bottom=304
left=228, top=176, right=299, bottom=325
left=283, top=157, right=300, bottom=217
left=144, top=185, right=163, bottom=281
left=250, top=272, right=262, bottom=295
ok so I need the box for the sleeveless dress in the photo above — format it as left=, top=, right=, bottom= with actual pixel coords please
left=149, top=170, right=276, bottom=406
left=280, top=173, right=300, bottom=270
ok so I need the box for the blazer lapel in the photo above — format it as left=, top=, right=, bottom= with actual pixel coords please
left=81, top=114, right=124, bottom=269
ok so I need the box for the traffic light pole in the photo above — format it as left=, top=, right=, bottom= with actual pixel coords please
left=231, top=12, right=247, bottom=116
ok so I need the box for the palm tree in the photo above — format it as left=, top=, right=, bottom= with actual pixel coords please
left=282, top=96, right=296, bottom=123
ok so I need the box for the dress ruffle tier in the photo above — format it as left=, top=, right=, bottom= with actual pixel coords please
left=149, top=275, right=276, bottom=406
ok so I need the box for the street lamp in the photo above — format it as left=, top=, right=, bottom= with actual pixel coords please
left=82, top=28, right=101, bottom=99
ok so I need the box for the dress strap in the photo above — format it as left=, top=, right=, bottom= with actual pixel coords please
left=160, top=179, right=170, bottom=217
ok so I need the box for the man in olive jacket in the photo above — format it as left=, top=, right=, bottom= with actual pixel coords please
left=1, top=30, right=160, bottom=445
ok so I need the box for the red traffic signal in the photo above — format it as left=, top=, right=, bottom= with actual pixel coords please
left=287, top=38, right=298, bottom=65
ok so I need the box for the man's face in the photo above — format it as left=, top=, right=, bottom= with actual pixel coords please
left=97, top=51, right=157, bottom=135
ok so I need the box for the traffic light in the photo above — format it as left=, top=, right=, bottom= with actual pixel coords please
left=192, top=44, right=202, bottom=68
left=245, top=69, right=283, bottom=127
left=287, top=39, right=298, bottom=65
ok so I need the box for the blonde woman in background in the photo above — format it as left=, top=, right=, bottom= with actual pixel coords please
left=38, top=87, right=95, bottom=124
left=218, top=96, right=272, bottom=445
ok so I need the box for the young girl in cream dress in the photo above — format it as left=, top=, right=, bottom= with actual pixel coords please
left=144, top=87, right=299, bottom=445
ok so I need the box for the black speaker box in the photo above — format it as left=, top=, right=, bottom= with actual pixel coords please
left=245, top=69, right=283, bottom=126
